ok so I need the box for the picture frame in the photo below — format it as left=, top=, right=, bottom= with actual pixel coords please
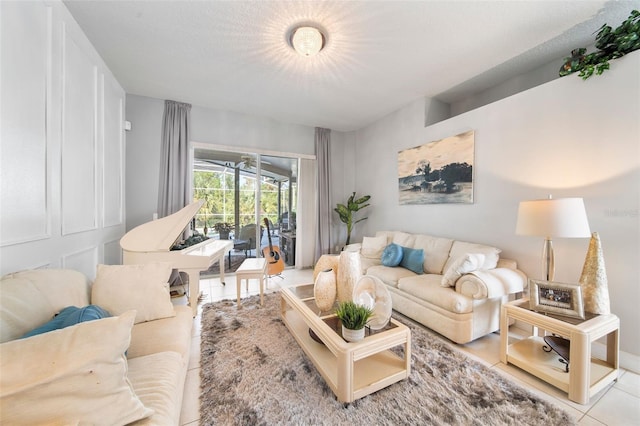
left=529, top=279, right=585, bottom=319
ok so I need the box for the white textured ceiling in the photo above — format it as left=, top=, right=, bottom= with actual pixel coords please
left=63, top=1, right=637, bottom=132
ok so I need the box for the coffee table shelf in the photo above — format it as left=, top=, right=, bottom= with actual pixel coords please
left=280, top=285, right=411, bottom=403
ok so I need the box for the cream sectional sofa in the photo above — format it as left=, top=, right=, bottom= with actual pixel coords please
left=349, top=231, right=526, bottom=344
left=0, top=265, right=193, bottom=425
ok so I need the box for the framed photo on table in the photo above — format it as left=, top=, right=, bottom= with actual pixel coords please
left=529, top=279, right=585, bottom=319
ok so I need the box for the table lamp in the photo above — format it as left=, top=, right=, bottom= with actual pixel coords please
left=516, top=196, right=591, bottom=281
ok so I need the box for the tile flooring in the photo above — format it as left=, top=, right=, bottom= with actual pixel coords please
left=179, top=268, right=640, bottom=425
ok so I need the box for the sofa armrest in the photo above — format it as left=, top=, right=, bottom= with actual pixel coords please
left=455, top=268, right=526, bottom=300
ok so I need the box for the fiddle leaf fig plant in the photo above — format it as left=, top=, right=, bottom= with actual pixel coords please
left=335, top=192, right=371, bottom=246
left=560, top=9, right=640, bottom=80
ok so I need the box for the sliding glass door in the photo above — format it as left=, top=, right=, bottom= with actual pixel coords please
left=192, top=147, right=298, bottom=267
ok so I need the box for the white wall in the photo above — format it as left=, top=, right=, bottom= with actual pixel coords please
left=0, top=1, right=126, bottom=279
left=349, top=52, right=640, bottom=357
left=125, top=95, right=316, bottom=231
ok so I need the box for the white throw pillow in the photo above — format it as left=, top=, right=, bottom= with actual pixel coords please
left=444, top=241, right=501, bottom=272
left=441, top=253, right=486, bottom=287
left=0, top=311, right=153, bottom=425
left=361, top=236, right=387, bottom=259
left=92, top=262, right=175, bottom=324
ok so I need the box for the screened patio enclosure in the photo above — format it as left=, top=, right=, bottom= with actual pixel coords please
left=192, top=148, right=299, bottom=264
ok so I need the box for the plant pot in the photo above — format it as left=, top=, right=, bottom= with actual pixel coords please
left=342, top=325, right=365, bottom=342
left=219, top=230, right=230, bottom=240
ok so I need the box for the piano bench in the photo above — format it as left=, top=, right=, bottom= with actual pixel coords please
left=235, top=258, right=268, bottom=308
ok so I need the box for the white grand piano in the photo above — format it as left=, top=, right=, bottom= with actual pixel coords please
left=120, top=200, right=233, bottom=316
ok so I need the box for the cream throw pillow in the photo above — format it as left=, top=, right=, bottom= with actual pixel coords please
left=361, top=236, right=387, bottom=259
left=92, top=262, right=175, bottom=324
left=0, top=311, right=153, bottom=425
left=441, top=253, right=486, bottom=287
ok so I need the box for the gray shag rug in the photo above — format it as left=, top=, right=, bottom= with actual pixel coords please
left=200, top=293, right=576, bottom=426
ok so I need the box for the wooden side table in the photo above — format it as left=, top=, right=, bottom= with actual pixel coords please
left=235, top=258, right=268, bottom=308
left=500, top=298, right=619, bottom=404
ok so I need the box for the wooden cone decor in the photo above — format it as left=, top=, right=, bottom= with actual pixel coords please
left=578, top=232, right=610, bottom=315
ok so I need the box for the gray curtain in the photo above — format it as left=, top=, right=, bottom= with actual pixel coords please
left=157, top=100, right=191, bottom=218
left=315, top=127, right=331, bottom=261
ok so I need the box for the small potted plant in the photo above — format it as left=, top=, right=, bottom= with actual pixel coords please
left=213, top=222, right=233, bottom=240
left=335, top=301, right=374, bottom=342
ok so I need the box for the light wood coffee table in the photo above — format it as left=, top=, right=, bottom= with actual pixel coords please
left=280, top=284, right=411, bottom=403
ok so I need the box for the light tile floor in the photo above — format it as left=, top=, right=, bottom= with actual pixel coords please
left=179, top=268, right=640, bottom=425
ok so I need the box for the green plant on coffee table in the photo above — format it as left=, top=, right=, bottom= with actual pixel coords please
left=335, top=301, right=374, bottom=330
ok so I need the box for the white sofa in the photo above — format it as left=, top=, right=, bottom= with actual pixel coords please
left=0, top=265, right=193, bottom=425
left=348, top=231, right=526, bottom=344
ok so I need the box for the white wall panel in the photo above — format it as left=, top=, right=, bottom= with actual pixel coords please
left=1, top=1, right=126, bottom=277
left=103, top=75, right=124, bottom=227
left=62, top=246, right=98, bottom=280
left=103, top=239, right=122, bottom=265
left=61, top=22, right=97, bottom=235
left=0, top=2, right=50, bottom=245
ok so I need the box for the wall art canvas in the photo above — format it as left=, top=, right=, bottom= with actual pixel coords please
left=398, top=130, right=474, bottom=205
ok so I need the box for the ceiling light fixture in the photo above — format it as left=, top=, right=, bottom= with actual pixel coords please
left=290, top=26, right=325, bottom=57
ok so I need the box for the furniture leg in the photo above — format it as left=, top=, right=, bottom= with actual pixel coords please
left=568, top=331, right=590, bottom=404
left=219, top=256, right=226, bottom=285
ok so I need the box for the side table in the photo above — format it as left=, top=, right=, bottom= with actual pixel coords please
left=500, top=298, right=619, bottom=404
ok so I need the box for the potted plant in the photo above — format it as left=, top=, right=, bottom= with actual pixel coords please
left=334, top=192, right=371, bottom=246
left=213, top=222, right=233, bottom=240
left=335, top=301, right=374, bottom=342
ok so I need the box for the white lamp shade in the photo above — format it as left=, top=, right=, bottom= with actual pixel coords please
left=291, top=26, right=324, bottom=56
left=516, top=198, right=591, bottom=238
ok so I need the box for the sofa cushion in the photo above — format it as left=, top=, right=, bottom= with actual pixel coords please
left=400, top=246, right=425, bottom=274
left=397, top=275, right=474, bottom=314
left=441, top=253, right=486, bottom=287
left=22, top=305, right=111, bottom=338
left=443, top=241, right=502, bottom=271
left=391, top=231, right=416, bottom=247
left=128, top=305, right=193, bottom=360
left=366, top=264, right=417, bottom=287
left=381, top=243, right=404, bottom=266
left=0, top=269, right=90, bottom=343
left=92, top=262, right=175, bottom=324
left=127, top=351, right=185, bottom=426
left=0, top=311, right=153, bottom=425
left=412, top=234, right=455, bottom=274
left=361, top=236, right=387, bottom=259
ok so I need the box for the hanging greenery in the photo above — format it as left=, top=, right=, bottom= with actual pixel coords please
left=559, top=9, right=639, bottom=80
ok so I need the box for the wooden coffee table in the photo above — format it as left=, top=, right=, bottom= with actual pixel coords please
left=280, top=284, right=411, bottom=403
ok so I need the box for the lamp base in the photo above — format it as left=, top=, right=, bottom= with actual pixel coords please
left=542, top=238, right=555, bottom=281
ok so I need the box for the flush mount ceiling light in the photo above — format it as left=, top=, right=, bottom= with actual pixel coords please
left=290, top=26, right=325, bottom=57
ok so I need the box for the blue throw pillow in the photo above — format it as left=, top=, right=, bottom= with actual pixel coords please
left=22, top=305, right=111, bottom=339
left=400, top=246, right=425, bottom=274
left=381, top=243, right=404, bottom=267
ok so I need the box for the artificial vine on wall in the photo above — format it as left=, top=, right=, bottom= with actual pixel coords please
left=560, top=9, right=639, bottom=79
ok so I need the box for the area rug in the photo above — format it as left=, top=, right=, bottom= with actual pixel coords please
left=200, top=293, right=577, bottom=425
